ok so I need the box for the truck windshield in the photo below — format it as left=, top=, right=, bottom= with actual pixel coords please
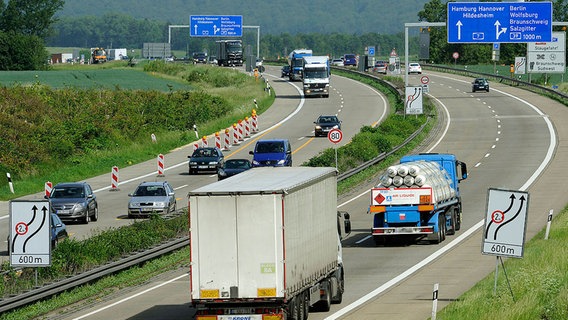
left=227, top=43, right=242, bottom=52
left=304, top=68, right=328, bottom=78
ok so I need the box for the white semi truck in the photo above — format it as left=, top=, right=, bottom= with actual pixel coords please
left=188, top=167, right=351, bottom=320
left=302, top=56, right=330, bottom=98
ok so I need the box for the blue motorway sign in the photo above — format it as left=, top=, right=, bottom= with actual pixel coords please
left=447, top=2, right=552, bottom=43
left=190, top=15, right=243, bottom=37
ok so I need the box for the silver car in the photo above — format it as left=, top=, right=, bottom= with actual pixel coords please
left=127, top=181, right=176, bottom=218
left=48, top=182, right=98, bottom=224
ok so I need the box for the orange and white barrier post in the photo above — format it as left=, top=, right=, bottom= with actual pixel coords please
left=45, top=181, right=53, bottom=198
left=193, top=141, right=200, bottom=152
left=244, top=117, right=251, bottom=138
left=110, top=166, right=119, bottom=191
left=252, top=110, right=258, bottom=133
left=202, top=135, right=208, bottom=147
left=232, top=123, right=240, bottom=145
left=238, top=120, right=244, bottom=141
left=157, top=154, right=165, bottom=177
left=223, top=128, right=231, bottom=151
left=215, top=132, right=222, bottom=149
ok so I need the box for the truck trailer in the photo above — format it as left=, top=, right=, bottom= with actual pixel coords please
left=188, top=167, right=351, bottom=320
left=369, top=153, right=468, bottom=245
left=288, top=49, right=312, bottom=81
left=302, top=56, right=330, bottom=98
left=216, top=39, right=243, bottom=67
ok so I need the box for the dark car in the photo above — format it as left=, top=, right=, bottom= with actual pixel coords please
left=7, top=213, right=68, bottom=253
left=281, top=65, right=290, bottom=77
left=472, top=78, right=489, bottom=92
left=343, top=54, right=357, bottom=66
left=188, top=147, right=225, bottom=174
left=47, top=182, right=98, bottom=224
left=127, top=181, right=176, bottom=218
left=217, top=159, right=252, bottom=180
left=249, top=139, right=292, bottom=167
left=193, top=52, right=207, bottom=64
left=314, top=115, right=342, bottom=137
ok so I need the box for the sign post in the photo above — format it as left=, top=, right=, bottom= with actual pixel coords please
left=328, top=128, right=343, bottom=170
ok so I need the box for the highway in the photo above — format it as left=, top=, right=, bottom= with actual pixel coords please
left=4, top=66, right=567, bottom=320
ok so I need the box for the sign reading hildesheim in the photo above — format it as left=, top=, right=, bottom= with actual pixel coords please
left=190, top=15, right=243, bottom=37
left=447, top=2, right=552, bottom=43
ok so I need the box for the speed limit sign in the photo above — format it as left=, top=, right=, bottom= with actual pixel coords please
left=328, top=128, right=343, bottom=144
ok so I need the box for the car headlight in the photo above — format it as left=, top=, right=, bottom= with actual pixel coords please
left=277, top=159, right=286, bottom=165
left=74, top=203, right=86, bottom=212
left=315, top=125, right=322, bottom=130
left=210, top=161, right=218, bottom=165
left=154, top=201, right=166, bottom=208
left=189, top=161, right=197, bottom=165
left=333, top=125, right=339, bottom=129
left=218, top=169, right=227, bottom=176
left=252, top=160, right=260, bottom=165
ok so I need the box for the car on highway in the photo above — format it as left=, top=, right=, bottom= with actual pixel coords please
left=217, top=159, right=252, bottom=180
left=192, top=52, right=207, bottom=64
left=47, top=182, right=98, bottom=224
left=314, top=115, right=342, bottom=137
left=188, top=147, right=225, bottom=174
left=249, top=139, right=292, bottom=167
left=472, top=78, right=490, bottom=92
left=331, top=58, right=344, bottom=66
left=373, top=61, right=388, bottom=74
left=127, top=181, right=176, bottom=218
left=7, top=213, right=68, bottom=253
left=343, top=54, right=357, bottom=66
left=408, top=62, right=422, bottom=74
left=281, top=65, right=290, bottom=77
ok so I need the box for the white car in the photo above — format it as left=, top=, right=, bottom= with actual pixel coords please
left=408, top=62, right=422, bottom=74
left=331, top=59, right=344, bottom=66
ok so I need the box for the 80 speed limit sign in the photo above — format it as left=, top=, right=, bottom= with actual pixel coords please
left=328, top=128, right=343, bottom=144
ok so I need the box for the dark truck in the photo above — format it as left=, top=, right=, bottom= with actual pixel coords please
left=216, top=40, right=243, bottom=67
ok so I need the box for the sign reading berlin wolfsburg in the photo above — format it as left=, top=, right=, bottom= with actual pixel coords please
left=447, top=2, right=552, bottom=43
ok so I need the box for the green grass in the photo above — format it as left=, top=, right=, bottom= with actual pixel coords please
left=436, top=207, right=568, bottom=320
left=0, top=68, right=192, bottom=91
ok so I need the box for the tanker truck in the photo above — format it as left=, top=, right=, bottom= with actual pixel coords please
left=369, top=153, right=468, bottom=245
left=188, top=167, right=351, bottom=320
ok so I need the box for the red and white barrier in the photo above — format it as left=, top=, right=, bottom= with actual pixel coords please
left=157, top=154, right=165, bottom=177
left=238, top=120, right=244, bottom=141
left=252, top=114, right=258, bottom=133
left=45, top=181, right=53, bottom=197
left=193, top=141, right=199, bottom=152
left=244, top=117, right=250, bottom=138
left=223, top=128, right=231, bottom=151
left=202, top=136, right=208, bottom=147
left=110, top=166, right=119, bottom=191
left=232, top=123, right=240, bottom=145
left=215, top=132, right=221, bottom=149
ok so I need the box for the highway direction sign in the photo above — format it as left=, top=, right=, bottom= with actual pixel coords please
left=190, top=15, right=243, bottom=37
left=482, top=188, right=529, bottom=258
left=10, top=200, right=51, bottom=267
left=447, top=2, right=552, bottom=43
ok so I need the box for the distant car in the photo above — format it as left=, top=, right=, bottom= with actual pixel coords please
left=281, top=65, right=290, bottom=77
left=193, top=52, right=207, bottom=64
left=373, top=61, right=388, bottom=74
left=127, top=181, right=176, bottom=218
left=47, top=182, right=98, bottom=224
left=249, top=139, right=292, bottom=167
left=165, top=56, right=175, bottom=62
left=7, top=213, right=68, bottom=253
left=208, top=56, right=218, bottom=65
left=408, top=62, right=422, bottom=74
left=343, top=54, right=357, bottom=66
left=331, top=58, right=344, bottom=66
left=188, top=147, right=225, bottom=174
left=472, top=78, right=490, bottom=92
left=314, top=115, right=342, bottom=137
left=217, top=159, right=252, bottom=180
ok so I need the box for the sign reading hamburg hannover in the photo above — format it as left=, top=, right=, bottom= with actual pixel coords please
left=447, top=2, right=552, bottom=43
left=190, top=15, right=243, bottom=37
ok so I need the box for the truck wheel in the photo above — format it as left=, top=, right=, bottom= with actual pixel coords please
left=287, top=296, right=300, bottom=320
left=298, top=291, right=307, bottom=320
left=455, top=212, right=462, bottom=231
left=430, top=216, right=444, bottom=244
left=312, top=278, right=331, bottom=312
left=446, top=211, right=456, bottom=235
left=441, top=215, right=447, bottom=241
left=331, top=268, right=344, bottom=304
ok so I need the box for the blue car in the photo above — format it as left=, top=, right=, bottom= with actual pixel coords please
left=249, top=139, right=292, bottom=167
left=217, top=159, right=252, bottom=180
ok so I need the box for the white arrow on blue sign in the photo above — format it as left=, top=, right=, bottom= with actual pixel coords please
left=447, top=2, right=552, bottom=43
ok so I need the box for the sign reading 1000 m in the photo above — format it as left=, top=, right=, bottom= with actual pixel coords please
left=447, top=2, right=552, bottom=43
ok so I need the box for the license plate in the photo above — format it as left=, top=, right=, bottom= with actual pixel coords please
left=57, top=210, right=70, bottom=214
left=198, top=165, right=208, bottom=169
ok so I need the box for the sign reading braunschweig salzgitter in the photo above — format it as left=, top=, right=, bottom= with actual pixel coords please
left=447, top=2, right=552, bottom=43
left=190, top=15, right=243, bottom=37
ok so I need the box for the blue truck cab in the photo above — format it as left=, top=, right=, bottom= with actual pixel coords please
left=249, top=139, right=292, bottom=167
left=370, top=153, right=467, bottom=245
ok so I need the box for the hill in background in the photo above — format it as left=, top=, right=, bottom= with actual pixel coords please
left=57, top=0, right=430, bottom=35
